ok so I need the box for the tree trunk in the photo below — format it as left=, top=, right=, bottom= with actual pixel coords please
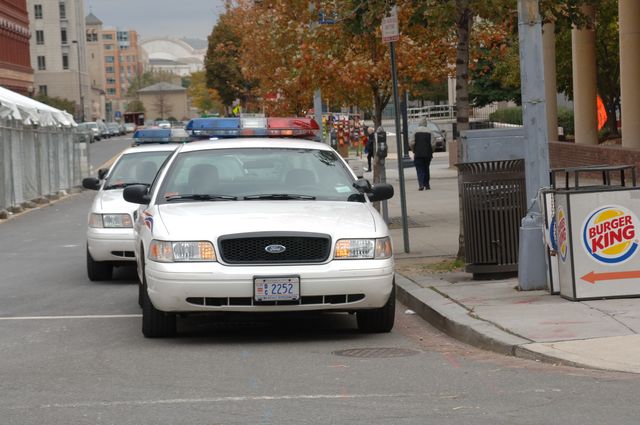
left=455, top=0, right=471, bottom=261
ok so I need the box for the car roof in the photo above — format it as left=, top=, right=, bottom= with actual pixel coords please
left=177, top=138, right=334, bottom=153
left=120, top=144, right=179, bottom=155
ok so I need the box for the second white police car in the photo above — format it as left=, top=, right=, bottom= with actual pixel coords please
left=123, top=117, right=396, bottom=337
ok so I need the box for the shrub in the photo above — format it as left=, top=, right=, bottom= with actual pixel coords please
left=489, top=107, right=523, bottom=125
left=557, top=107, right=574, bottom=136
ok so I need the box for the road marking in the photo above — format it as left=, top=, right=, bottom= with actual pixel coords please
left=0, top=314, right=141, bottom=321
left=31, top=393, right=410, bottom=409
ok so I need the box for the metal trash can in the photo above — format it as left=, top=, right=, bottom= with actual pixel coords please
left=456, top=160, right=527, bottom=278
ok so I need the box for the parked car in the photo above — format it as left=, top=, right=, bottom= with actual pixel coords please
left=97, top=121, right=109, bottom=139
left=76, top=123, right=95, bottom=143
left=408, top=119, right=447, bottom=152
left=81, top=122, right=101, bottom=142
left=107, top=122, right=120, bottom=137
left=124, top=123, right=136, bottom=133
left=123, top=118, right=396, bottom=338
left=156, top=120, right=171, bottom=129
left=81, top=144, right=179, bottom=281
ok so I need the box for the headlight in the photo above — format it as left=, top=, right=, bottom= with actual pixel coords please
left=334, top=237, right=392, bottom=259
left=89, top=213, right=133, bottom=228
left=148, top=240, right=216, bottom=262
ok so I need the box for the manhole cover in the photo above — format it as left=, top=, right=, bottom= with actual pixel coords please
left=332, top=347, right=420, bottom=358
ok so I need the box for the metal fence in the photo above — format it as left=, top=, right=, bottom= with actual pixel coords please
left=0, top=120, right=90, bottom=213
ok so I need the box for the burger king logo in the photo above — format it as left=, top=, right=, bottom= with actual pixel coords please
left=557, top=207, right=568, bottom=262
left=582, top=205, right=639, bottom=265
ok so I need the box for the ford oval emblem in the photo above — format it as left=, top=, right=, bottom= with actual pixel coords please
left=265, top=244, right=286, bottom=254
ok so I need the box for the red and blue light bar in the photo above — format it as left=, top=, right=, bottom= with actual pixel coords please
left=186, top=117, right=320, bottom=140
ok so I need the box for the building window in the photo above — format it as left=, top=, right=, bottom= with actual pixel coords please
left=107, top=88, right=116, bottom=95
left=34, top=4, right=43, bottom=19
left=105, top=44, right=113, bottom=50
left=60, top=28, right=67, bottom=45
left=105, top=56, right=114, bottom=63
left=36, top=30, right=44, bottom=45
left=59, top=2, right=66, bottom=19
left=102, top=34, right=113, bottom=40
left=107, top=78, right=116, bottom=84
left=37, top=56, right=46, bottom=70
left=86, top=31, right=98, bottom=42
left=105, top=66, right=114, bottom=73
left=38, top=85, right=47, bottom=96
left=62, top=54, right=69, bottom=70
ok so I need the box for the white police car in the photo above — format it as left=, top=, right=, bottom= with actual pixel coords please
left=123, top=118, right=395, bottom=337
left=82, top=144, right=177, bottom=281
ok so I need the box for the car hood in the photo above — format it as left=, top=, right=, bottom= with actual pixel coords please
left=155, top=201, right=380, bottom=239
left=96, top=189, right=138, bottom=214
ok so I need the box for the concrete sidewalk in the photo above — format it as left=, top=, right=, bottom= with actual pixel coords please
left=377, top=152, right=640, bottom=374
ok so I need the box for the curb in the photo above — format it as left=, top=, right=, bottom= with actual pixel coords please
left=395, top=273, right=530, bottom=356
left=0, top=188, right=84, bottom=225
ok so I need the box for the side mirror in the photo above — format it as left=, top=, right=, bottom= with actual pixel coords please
left=123, top=184, right=151, bottom=204
left=367, top=183, right=394, bottom=202
left=82, top=177, right=101, bottom=190
left=353, top=178, right=372, bottom=193
left=98, top=168, right=109, bottom=180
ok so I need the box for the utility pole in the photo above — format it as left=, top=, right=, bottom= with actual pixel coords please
left=517, top=0, right=551, bottom=290
left=72, top=40, right=84, bottom=122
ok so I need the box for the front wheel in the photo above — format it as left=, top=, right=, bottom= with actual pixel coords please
left=357, top=282, right=396, bottom=333
left=141, top=273, right=176, bottom=338
left=86, top=246, right=113, bottom=281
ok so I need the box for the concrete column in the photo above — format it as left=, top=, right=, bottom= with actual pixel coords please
left=543, top=23, right=558, bottom=141
left=571, top=6, right=598, bottom=145
left=619, top=0, right=640, bottom=149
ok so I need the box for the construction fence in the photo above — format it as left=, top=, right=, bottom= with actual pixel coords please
left=0, top=120, right=90, bottom=214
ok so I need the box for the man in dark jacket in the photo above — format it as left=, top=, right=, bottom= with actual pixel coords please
left=411, top=131, right=433, bottom=190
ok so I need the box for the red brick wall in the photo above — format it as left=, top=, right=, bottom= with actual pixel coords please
left=549, top=141, right=640, bottom=171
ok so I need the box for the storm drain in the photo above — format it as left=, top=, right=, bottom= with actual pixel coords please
left=332, top=347, right=420, bottom=358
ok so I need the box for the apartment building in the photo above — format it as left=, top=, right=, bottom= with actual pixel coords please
left=85, top=12, right=144, bottom=120
left=27, top=0, right=89, bottom=120
left=0, top=0, right=33, bottom=96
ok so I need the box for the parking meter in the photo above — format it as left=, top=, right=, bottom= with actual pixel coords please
left=375, top=127, right=388, bottom=160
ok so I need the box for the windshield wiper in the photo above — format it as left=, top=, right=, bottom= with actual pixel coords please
left=243, top=193, right=316, bottom=200
left=104, top=182, right=148, bottom=190
left=165, top=194, right=238, bottom=201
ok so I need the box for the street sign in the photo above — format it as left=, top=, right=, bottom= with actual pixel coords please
left=114, top=111, right=121, bottom=118
left=381, top=7, right=399, bottom=43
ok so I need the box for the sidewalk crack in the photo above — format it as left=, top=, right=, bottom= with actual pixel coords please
left=583, top=303, right=638, bottom=335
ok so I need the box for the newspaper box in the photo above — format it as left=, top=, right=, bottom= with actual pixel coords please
left=553, top=166, right=640, bottom=301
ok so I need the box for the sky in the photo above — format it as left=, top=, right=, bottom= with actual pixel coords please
left=86, top=0, right=225, bottom=40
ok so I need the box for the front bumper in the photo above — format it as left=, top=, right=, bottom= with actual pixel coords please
left=87, top=227, right=136, bottom=262
left=145, top=258, right=395, bottom=313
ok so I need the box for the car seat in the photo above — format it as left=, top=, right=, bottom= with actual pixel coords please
left=188, top=163, right=219, bottom=194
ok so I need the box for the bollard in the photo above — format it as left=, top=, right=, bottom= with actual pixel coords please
left=518, top=200, right=548, bottom=290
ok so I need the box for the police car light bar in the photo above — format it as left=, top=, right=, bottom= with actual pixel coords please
left=186, top=117, right=320, bottom=140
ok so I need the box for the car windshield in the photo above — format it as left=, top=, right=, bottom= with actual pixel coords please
left=104, top=151, right=173, bottom=189
left=158, top=147, right=361, bottom=203
left=418, top=120, right=441, bottom=132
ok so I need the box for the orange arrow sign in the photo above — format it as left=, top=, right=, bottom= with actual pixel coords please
left=581, top=270, right=640, bottom=284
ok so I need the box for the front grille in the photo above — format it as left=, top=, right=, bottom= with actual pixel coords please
left=219, top=233, right=331, bottom=264
left=186, top=294, right=365, bottom=307
left=111, top=250, right=135, bottom=258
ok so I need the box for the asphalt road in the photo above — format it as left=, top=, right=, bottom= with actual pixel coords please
left=1, top=136, right=639, bottom=424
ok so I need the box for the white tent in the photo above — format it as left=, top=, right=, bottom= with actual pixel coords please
left=0, top=86, right=76, bottom=127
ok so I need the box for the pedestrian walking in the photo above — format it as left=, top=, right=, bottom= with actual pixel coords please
left=410, top=131, right=433, bottom=190
left=365, top=127, right=375, bottom=171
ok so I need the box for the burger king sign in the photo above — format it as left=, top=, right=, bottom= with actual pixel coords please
left=582, top=205, right=639, bottom=265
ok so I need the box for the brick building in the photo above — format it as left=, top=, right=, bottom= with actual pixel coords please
left=0, top=0, right=33, bottom=95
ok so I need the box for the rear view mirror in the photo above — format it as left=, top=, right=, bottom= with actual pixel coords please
left=98, top=168, right=109, bottom=180
left=123, top=185, right=151, bottom=204
left=82, top=177, right=100, bottom=190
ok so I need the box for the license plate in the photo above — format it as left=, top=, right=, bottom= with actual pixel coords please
left=254, top=276, right=300, bottom=302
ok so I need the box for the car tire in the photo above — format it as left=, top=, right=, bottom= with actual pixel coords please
left=141, top=272, right=177, bottom=338
left=86, top=246, right=113, bottom=281
left=356, top=282, right=396, bottom=333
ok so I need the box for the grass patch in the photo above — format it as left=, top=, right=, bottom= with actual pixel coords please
left=422, top=258, right=464, bottom=273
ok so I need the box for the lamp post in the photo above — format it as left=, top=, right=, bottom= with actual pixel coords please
left=71, top=40, right=85, bottom=122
